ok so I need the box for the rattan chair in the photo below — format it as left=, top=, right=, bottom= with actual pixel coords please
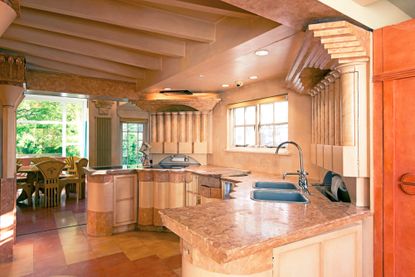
left=35, top=160, right=66, bottom=208
left=61, top=158, right=88, bottom=202
left=64, top=156, right=80, bottom=175
left=31, top=157, right=56, bottom=165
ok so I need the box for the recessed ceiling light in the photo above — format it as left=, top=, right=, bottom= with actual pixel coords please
left=163, top=87, right=171, bottom=90
left=199, top=74, right=205, bottom=78
left=249, top=75, right=258, bottom=80
left=255, top=49, right=269, bottom=56
left=222, top=84, right=230, bottom=88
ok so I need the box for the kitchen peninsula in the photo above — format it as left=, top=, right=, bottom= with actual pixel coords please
left=84, top=165, right=371, bottom=277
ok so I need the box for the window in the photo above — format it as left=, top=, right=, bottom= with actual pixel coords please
left=228, top=95, right=288, bottom=151
left=16, top=94, right=88, bottom=157
left=121, top=122, right=145, bottom=168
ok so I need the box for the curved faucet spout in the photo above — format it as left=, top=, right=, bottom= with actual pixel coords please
left=276, top=141, right=309, bottom=194
left=276, top=141, right=304, bottom=172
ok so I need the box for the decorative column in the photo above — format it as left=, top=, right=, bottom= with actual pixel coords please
left=0, top=54, right=25, bottom=262
left=178, top=112, right=191, bottom=153
left=194, top=111, right=208, bottom=154
left=164, top=112, right=177, bottom=153
left=184, top=112, right=193, bottom=153
left=0, top=1, right=18, bottom=36
left=151, top=112, right=164, bottom=153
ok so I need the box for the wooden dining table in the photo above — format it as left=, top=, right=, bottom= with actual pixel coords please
left=16, top=165, right=72, bottom=206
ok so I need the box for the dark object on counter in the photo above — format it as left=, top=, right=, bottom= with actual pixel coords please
left=157, top=154, right=200, bottom=169
left=314, top=171, right=351, bottom=203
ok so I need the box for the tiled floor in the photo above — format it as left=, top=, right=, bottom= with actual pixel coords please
left=0, top=226, right=181, bottom=277
left=16, top=193, right=87, bottom=236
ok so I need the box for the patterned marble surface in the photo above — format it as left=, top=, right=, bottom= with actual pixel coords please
left=160, top=172, right=371, bottom=264
left=84, top=165, right=250, bottom=177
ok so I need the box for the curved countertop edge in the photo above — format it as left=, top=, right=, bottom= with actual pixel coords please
left=160, top=206, right=371, bottom=264
left=158, top=171, right=372, bottom=264
left=83, top=165, right=250, bottom=179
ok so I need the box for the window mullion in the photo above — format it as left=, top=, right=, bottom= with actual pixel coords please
left=62, top=102, right=67, bottom=157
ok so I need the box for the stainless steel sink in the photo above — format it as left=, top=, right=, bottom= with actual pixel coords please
left=250, top=190, right=309, bottom=204
left=253, top=181, right=297, bottom=190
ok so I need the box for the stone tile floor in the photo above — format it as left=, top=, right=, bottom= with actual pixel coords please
left=0, top=226, right=181, bottom=277
left=16, top=193, right=87, bottom=236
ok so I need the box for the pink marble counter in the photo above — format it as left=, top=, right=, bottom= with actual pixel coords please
left=160, top=172, right=371, bottom=264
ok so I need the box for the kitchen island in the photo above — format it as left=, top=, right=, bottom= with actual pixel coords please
left=160, top=172, right=372, bottom=277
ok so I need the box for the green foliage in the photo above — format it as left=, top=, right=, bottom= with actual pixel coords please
left=16, top=98, right=83, bottom=156
left=121, top=122, right=144, bottom=167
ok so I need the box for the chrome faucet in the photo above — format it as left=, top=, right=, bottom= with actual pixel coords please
left=276, top=141, right=310, bottom=195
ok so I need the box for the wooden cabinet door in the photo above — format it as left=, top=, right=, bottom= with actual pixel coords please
left=273, top=224, right=362, bottom=277
left=113, top=174, right=137, bottom=226
left=374, top=19, right=415, bottom=277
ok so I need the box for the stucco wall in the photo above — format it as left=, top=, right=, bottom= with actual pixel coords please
left=207, top=77, right=322, bottom=179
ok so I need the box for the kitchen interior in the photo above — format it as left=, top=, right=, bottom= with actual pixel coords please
left=0, top=0, right=414, bottom=276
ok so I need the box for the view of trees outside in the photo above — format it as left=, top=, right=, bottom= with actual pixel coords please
left=121, top=122, right=144, bottom=167
left=16, top=96, right=87, bottom=157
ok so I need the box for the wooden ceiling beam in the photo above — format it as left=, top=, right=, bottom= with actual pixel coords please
left=138, top=0, right=253, bottom=18
left=21, top=0, right=216, bottom=42
left=3, top=25, right=162, bottom=70
left=0, top=38, right=146, bottom=79
left=15, top=7, right=185, bottom=57
left=25, top=56, right=136, bottom=83
left=25, top=70, right=139, bottom=99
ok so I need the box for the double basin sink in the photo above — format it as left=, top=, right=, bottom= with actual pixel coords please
left=251, top=181, right=309, bottom=204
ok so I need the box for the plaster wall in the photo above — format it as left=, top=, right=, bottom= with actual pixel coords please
left=208, top=77, right=323, bottom=179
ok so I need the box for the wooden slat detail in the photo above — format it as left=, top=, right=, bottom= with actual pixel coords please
left=286, top=20, right=369, bottom=95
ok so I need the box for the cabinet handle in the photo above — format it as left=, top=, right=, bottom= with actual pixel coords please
left=399, top=173, right=415, bottom=195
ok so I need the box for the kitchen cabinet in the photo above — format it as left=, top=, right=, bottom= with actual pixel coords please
left=113, top=174, right=137, bottom=227
left=272, top=223, right=362, bottom=277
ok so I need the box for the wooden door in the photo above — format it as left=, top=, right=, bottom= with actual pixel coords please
left=374, top=19, right=415, bottom=277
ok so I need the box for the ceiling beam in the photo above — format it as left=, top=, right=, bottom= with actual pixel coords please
left=138, top=0, right=253, bottom=18
left=3, top=25, right=162, bottom=70
left=25, top=56, right=137, bottom=83
left=21, top=0, right=216, bottom=42
left=219, top=0, right=344, bottom=30
left=0, top=38, right=146, bottom=79
left=15, top=7, right=185, bottom=57
left=25, top=70, right=139, bottom=99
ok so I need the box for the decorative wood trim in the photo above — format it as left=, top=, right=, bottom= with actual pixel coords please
left=373, top=67, right=415, bottom=82
left=0, top=53, right=25, bottom=86
left=286, top=21, right=370, bottom=95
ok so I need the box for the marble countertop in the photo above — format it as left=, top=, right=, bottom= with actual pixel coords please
left=159, top=172, right=371, bottom=264
left=84, top=165, right=250, bottom=178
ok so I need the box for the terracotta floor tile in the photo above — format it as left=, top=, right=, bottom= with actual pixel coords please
left=11, top=219, right=182, bottom=277
left=162, top=254, right=182, bottom=270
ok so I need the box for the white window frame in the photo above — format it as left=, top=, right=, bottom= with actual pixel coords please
left=227, top=94, right=289, bottom=154
left=120, top=120, right=147, bottom=167
left=16, top=94, right=89, bottom=157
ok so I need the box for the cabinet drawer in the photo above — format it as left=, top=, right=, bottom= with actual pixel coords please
left=198, top=175, right=220, bottom=188
left=210, top=187, right=222, bottom=199
left=199, top=185, right=211, bottom=198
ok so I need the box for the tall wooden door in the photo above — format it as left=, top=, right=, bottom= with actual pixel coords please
left=374, top=19, right=415, bottom=277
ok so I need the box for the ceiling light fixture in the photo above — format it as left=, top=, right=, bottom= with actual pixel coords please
left=255, top=49, right=269, bottom=56
left=222, top=84, right=230, bottom=88
left=199, top=74, right=205, bottom=78
left=249, top=75, right=258, bottom=80
left=163, top=87, right=172, bottom=91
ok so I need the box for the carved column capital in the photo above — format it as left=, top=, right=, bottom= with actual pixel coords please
left=93, top=100, right=113, bottom=116
left=0, top=54, right=25, bottom=86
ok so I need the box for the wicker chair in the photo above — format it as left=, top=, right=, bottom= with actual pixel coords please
left=64, top=156, right=80, bottom=175
left=16, top=165, right=33, bottom=206
left=31, top=157, right=55, bottom=165
left=61, top=158, right=88, bottom=202
left=35, top=160, right=66, bottom=208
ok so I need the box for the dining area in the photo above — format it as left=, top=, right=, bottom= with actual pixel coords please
left=16, top=156, right=89, bottom=208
